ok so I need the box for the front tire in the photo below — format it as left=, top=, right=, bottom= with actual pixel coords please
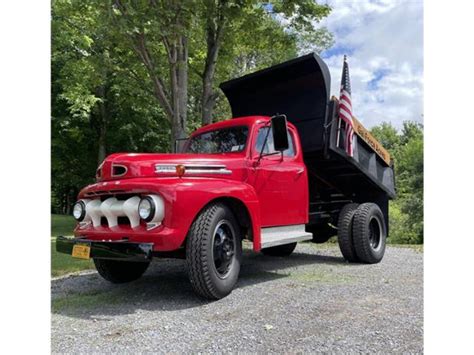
left=261, top=242, right=297, bottom=257
left=185, top=203, right=242, bottom=300
left=352, top=203, right=387, bottom=264
left=93, top=259, right=150, bottom=283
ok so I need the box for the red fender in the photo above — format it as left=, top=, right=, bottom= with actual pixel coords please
left=76, top=177, right=262, bottom=252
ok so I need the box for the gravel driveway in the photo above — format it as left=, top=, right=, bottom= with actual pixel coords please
left=51, top=243, right=423, bottom=353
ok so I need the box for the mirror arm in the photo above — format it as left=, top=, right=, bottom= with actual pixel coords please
left=256, top=122, right=272, bottom=165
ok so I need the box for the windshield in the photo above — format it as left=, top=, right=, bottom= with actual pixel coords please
left=185, top=126, right=249, bottom=154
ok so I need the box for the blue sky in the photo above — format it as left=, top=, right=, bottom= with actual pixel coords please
left=317, top=0, right=423, bottom=129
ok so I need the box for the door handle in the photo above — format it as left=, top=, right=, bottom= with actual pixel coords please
left=296, top=168, right=305, bottom=175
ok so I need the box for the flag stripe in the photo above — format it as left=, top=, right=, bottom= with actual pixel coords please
left=340, top=98, right=352, bottom=110
left=339, top=107, right=352, bottom=122
left=339, top=57, right=354, bottom=157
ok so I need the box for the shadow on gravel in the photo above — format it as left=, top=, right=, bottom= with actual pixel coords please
left=51, top=247, right=347, bottom=319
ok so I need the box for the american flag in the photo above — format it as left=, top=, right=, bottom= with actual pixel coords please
left=339, top=55, right=354, bottom=157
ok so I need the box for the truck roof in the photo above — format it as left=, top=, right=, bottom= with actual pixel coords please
left=191, top=115, right=297, bottom=137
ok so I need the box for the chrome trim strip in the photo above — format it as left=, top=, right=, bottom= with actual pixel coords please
left=155, top=164, right=232, bottom=175
left=184, top=169, right=232, bottom=175
left=260, top=224, right=313, bottom=248
left=155, top=164, right=176, bottom=173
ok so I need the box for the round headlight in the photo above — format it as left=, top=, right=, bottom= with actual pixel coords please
left=138, top=197, right=155, bottom=222
left=73, top=201, right=86, bottom=221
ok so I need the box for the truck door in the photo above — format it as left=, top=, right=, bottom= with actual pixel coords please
left=248, top=124, right=308, bottom=227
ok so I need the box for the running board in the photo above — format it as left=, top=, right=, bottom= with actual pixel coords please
left=260, top=224, right=313, bottom=249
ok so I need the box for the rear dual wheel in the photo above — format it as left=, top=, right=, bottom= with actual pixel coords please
left=337, top=202, right=386, bottom=264
left=352, top=203, right=387, bottom=264
left=337, top=203, right=360, bottom=262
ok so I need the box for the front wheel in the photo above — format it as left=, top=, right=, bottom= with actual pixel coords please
left=185, top=203, right=242, bottom=300
left=93, top=259, right=150, bottom=283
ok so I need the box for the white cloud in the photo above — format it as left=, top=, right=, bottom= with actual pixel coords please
left=318, top=0, right=423, bottom=129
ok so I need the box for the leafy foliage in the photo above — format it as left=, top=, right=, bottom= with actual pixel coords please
left=371, top=121, right=424, bottom=244
left=51, top=0, right=333, bottom=214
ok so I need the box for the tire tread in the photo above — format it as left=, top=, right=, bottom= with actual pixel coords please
left=352, top=202, right=386, bottom=264
left=185, top=203, right=235, bottom=299
left=337, top=203, right=359, bottom=262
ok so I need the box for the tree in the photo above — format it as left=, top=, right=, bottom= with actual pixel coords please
left=51, top=0, right=334, bottom=212
left=370, top=122, right=401, bottom=152
left=397, top=122, right=424, bottom=242
left=199, top=0, right=333, bottom=126
left=109, top=0, right=333, bottom=149
left=111, top=0, right=196, bottom=150
left=371, top=121, right=424, bottom=244
left=51, top=0, right=171, bottom=212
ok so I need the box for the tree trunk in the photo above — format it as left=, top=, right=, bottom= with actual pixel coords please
left=65, top=189, right=72, bottom=215
left=98, top=131, right=106, bottom=163
left=97, top=84, right=108, bottom=163
left=114, top=1, right=190, bottom=152
left=201, top=42, right=219, bottom=126
left=169, top=35, right=188, bottom=152
left=201, top=2, right=226, bottom=126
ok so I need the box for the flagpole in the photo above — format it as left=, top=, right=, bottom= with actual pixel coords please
left=336, top=111, right=342, bottom=148
left=336, top=55, right=347, bottom=149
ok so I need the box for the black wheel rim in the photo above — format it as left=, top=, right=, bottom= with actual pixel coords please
left=212, top=220, right=236, bottom=278
left=368, top=217, right=382, bottom=250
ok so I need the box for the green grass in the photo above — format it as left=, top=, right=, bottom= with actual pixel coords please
left=51, top=214, right=93, bottom=277
left=388, top=244, right=423, bottom=253
left=51, top=214, right=76, bottom=236
left=52, top=289, right=121, bottom=312
left=51, top=240, right=94, bottom=277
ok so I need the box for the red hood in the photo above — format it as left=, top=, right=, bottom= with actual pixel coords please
left=97, top=152, right=247, bottom=181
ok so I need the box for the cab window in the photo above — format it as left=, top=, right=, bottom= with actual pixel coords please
left=186, top=126, right=248, bottom=154
left=255, top=127, right=295, bottom=157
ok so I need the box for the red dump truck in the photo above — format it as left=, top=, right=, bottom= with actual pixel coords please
left=57, top=53, right=396, bottom=299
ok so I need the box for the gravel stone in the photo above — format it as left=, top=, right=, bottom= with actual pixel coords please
left=51, top=244, right=423, bottom=353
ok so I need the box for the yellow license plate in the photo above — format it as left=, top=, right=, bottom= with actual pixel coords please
left=72, top=244, right=91, bottom=260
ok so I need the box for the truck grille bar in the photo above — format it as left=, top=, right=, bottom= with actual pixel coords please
left=80, top=196, right=142, bottom=228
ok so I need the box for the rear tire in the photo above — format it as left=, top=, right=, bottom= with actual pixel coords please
left=352, top=203, right=387, bottom=264
left=93, top=259, right=150, bottom=283
left=337, top=203, right=360, bottom=262
left=185, top=203, right=242, bottom=300
left=261, top=242, right=297, bottom=257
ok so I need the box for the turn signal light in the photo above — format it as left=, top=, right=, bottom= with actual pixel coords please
left=176, top=164, right=186, bottom=177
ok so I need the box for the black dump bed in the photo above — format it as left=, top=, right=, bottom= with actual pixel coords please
left=220, top=53, right=396, bottom=225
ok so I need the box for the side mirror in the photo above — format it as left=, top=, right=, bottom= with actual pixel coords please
left=271, top=114, right=289, bottom=152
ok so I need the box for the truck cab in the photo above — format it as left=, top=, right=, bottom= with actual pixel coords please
left=57, top=53, right=396, bottom=300
left=185, top=115, right=309, bottom=229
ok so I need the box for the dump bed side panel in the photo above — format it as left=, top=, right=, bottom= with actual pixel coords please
left=320, top=99, right=396, bottom=199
